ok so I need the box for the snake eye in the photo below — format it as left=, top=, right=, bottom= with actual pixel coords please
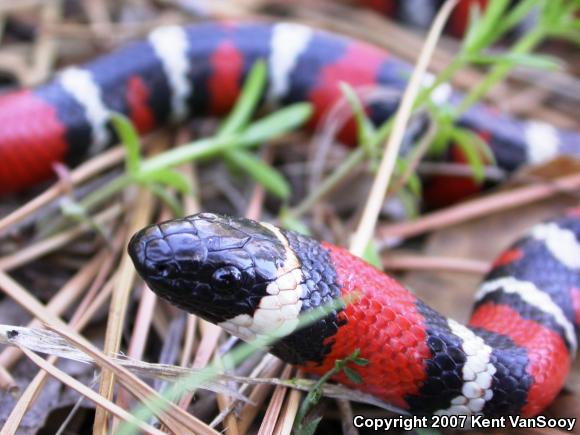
left=211, top=266, right=242, bottom=290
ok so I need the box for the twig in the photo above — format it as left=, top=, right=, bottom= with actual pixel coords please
left=378, top=171, right=580, bottom=242
left=215, top=353, right=241, bottom=435
left=0, top=204, right=121, bottom=271
left=381, top=253, right=489, bottom=275
left=273, top=369, right=303, bottom=435
left=336, top=399, right=358, bottom=435
left=0, top=249, right=105, bottom=369
left=176, top=320, right=222, bottom=409
left=210, top=354, right=279, bottom=430
left=349, top=0, right=459, bottom=255
left=94, top=187, right=155, bottom=434
left=17, top=347, right=165, bottom=435
left=25, top=0, right=62, bottom=86
left=245, top=147, right=273, bottom=220
left=257, top=365, right=293, bottom=435
left=237, top=356, right=284, bottom=434
left=0, top=323, right=406, bottom=412
left=0, top=273, right=117, bottom=434
left=46, top=323, right=219, bottom=434
left=116, top=284, right=158, bottom=411
left=417, top=162, right=506, bottom=181
left=0, top=146, right=125, bottom=235
left=0, top=271, right=206, bottom=433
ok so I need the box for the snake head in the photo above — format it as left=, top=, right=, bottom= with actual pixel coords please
left=130, top=212, right=345, bottom=364
left=128, top=212, right=288, bottom=325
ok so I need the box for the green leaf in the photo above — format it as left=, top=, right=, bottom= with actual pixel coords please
left=455, top=127, right=495, bottom=163
left=138, top=168, right=192, bottom=194
left=224, top=149, right=290, bottom=199
left=570, top=20, right=580, bottom=30
left=59, top=197, right=109, bottom=241
left=240, top=103, right=313, bottom=145
left=499, top=0, right=542, bottom=34
left=462, top=1, right=483, bottom=52
left=394, top=157, right=422, bottom=198
left=353, top=357, right=369, bottom=366
left=59, top=196, right=87, bottom=220
left=467, top=52, right=562, bottom=71
left=462, top=0, right=511, bottom=55
left=349, top=348, right=361, bottom=359
left=219, top=61, right=267, bottom=136
left=541, top=0, right=565, bottom=26
left=362, top=240, right=382, bottom=269
left=429, top=117, right=453, bottom=157
left=339, top=82, right=376, bottom=147
left=373, top=117, right=394, bottom=149
left=148, top=183, right=184, bottom=217
left=397, top=189, right=419, bottom=218
left=406, top=172, right=423, bottom=198
left=110, top=112, right=141, bottom=175
left=449, top=128, right=495, bottom=184
left=343, top=367, right=363, bottom=384
left=139, top=103, right=312, bottom=178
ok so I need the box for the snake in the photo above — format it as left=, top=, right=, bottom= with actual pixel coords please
left=1, top=15, right=577, bottom=417
left=1, top=21, right=580, bottom=195
left=128, top=211, right=580, bottom=417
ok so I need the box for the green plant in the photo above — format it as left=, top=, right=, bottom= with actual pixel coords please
left=286, top=0, right=580, bottom=222
left=293, top=349, right=369, bottom=435
left=58, top=61, right=311, bottom=224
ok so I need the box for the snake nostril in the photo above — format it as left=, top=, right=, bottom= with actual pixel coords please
left=155, top=263, right=171, bottom=277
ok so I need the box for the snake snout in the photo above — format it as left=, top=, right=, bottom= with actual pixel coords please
left=129, top=223, right=208, bottom=279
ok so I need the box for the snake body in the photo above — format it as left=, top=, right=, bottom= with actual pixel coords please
left=1, top=21, right=579, bottom=194
left=1, top=10, right=579, bottom=421
left=128, top=211, right=580, bottom=417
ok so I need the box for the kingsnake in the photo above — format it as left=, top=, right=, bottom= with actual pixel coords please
left=128, top=211, right=580, bottom=417
left=2, top=18, right=579, bottom=416
left=1, top=21, right=580, bottom=194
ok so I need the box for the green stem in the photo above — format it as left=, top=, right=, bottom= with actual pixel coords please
left=294, top=366, right=339, bottom=430
left=287, top=57, right=467, bottom=220
left=47, top=137, right=248, bottom=234
left=374, top=56, right=466, bottom=146
left=288, top=147, right=366, bottom=219
left=82, top=135, right=258, bottom=212
left=139, top=136, right=239, bottom=176
left=39, top=174, right=132, bottom=238
left=455, top=27, right=546, bottom=116
left=80, top=174, right=132, bottom=212
left=415, top=56, right=465, bottom=108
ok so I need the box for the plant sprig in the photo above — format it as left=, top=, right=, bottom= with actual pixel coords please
left=57, top=61, right=311, bottom=224
left=286, top=0, right=580, bottom=222
left=293, top=349, right=369, bottom=435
